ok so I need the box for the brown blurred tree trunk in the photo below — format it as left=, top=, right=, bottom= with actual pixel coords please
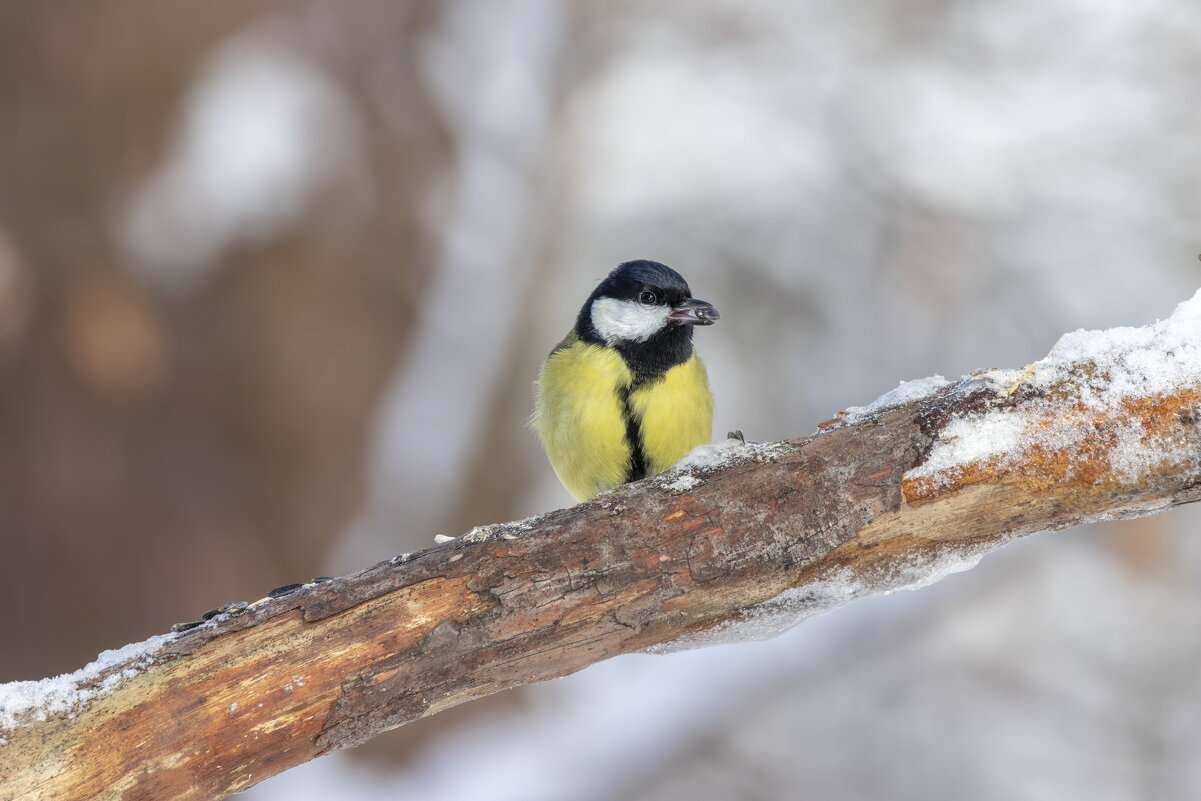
left=0, top=1, right=448, bottom=681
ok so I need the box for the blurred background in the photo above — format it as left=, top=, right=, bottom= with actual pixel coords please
left=3, top=0, right=1201, bottom=798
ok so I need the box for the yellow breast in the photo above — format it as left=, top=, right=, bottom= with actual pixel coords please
left=629, top=355, right=715, bottom=475
left=531, top=335, right=714, bottom=500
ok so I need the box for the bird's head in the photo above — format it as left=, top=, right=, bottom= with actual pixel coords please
left=578, top=260, right=719, bottom=347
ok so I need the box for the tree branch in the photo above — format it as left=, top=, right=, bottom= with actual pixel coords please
left=5, top=293, right=1201, bottom=800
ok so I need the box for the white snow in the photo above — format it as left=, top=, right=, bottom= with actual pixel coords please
left=673, top=438, right=757, bottom=471
left=981, top=286, right=1201, bottom=406
left=841, top=375, right=952, bottom=422
left=0, top=632, right=176, bottom=733
left=655, top=437, right=782, bottom=493
left=676, top=437, right=781, bottom=472
left=663, top=474, right=701, bottom=492
left=461, top=514, right=547, bottom=542
left=912, top=410, right=1028, bottom=477
left=908, top=288, right=1201, bottom=489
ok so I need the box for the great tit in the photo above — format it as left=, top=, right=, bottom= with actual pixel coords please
left=531, top=260, right=719, bottom=500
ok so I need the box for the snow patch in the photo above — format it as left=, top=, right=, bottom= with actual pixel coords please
left=842, top=375, right=952, bottom=422
left=677, top=437, right=782, bottom=473
left=664, top=474, right=701, bottom=492
left=913, top=410, right=1028, bottom=477
left=460, top=513, right=551, bottom=542
left=981, top=287, right=1201, bottom=407
left=0, top=633, right=177, bottom=732
left=657, top=437, right=783, bottom=493
left=909, top=289, right=1201, bottom=488
left=675, top=438, right=760, bottom=471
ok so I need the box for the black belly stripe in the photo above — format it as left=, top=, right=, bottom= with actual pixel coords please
left=618, top=384, right=648, bottom=483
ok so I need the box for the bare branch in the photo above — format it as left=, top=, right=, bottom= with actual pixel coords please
left=4, top=293, right=1201, bottom=801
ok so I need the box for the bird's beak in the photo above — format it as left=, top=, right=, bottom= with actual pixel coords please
left=667, top=297, right=719, bottom=325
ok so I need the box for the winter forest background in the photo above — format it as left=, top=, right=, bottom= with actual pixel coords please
left=4, top=1, right=1201, bottom=799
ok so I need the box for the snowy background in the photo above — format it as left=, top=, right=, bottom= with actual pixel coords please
left=3, top=1, right=1201, bottom=798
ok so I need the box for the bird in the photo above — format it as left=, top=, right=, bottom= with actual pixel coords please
left=530, top=260, right=719, bottom=500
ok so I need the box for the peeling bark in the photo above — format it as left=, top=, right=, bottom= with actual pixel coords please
left=4, top=360, right=1201, bottom=801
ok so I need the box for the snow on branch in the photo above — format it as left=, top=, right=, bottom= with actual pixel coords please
left=5, top=290, right=1201, bottom=800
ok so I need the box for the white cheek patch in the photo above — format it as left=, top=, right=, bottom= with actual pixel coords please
left=590, top=297, right=671, bottom=345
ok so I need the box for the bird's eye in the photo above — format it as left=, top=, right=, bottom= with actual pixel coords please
left=639, top=290, right=658, bottom=305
